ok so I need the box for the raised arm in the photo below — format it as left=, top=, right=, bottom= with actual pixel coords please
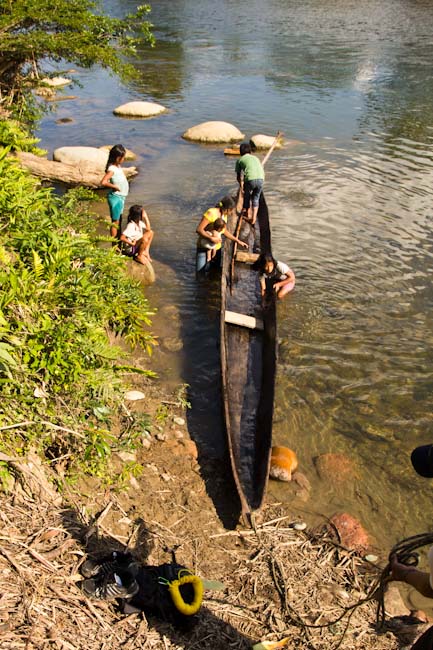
left=141, top=208, right=151, bottom=230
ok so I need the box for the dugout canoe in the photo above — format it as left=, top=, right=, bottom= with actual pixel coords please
left=220, top=193, right=277, bottom=517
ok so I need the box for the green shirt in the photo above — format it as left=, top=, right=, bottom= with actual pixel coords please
left=235, top=154, right=265, bottom=181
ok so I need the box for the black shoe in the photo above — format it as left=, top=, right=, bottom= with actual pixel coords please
left=81, top=552, right=139, bottom=601
left=82, top=569, right=139, bottom=600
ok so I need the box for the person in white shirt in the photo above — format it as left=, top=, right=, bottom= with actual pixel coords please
left=254, top=252, right=295, bottom=300
left=101, top=144, right=129, bottom=238
left=120, top=205, right=154, bottom=265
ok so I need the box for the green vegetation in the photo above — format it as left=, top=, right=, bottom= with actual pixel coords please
left=0, top=121, right=156, bottom=485
left=0, top=0, right=154, bottom=117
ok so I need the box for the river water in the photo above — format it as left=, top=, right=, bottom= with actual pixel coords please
left=38, top=0, right=433, bottom=545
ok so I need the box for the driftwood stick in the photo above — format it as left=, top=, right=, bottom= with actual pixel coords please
left=13, top=152, right=137, bottom=188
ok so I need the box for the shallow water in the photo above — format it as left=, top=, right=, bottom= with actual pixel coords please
left=38, top=0, right=433, bottom=545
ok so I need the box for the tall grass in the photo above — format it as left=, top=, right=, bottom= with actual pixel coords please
left=0, top=124, right=156, bottom=482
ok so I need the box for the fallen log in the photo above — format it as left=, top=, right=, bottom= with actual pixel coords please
left=13, top=151, right=138, bottom=188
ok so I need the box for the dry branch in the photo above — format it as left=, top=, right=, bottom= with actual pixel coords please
left=13, top=152, right=138, bottom=188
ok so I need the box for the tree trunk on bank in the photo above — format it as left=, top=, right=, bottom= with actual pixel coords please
left=12, top=152, right=138, bottom=188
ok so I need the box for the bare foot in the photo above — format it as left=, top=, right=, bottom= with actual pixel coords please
left=136, top=255, right=149, bottom=266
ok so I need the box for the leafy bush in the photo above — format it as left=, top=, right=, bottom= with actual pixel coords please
left=0, top=133, right=156, bottom=481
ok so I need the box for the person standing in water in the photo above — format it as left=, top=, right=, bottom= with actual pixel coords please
left=197, top=217, right=247, bottom=264
left=235, top=143, right=265, bottom=226
left=195, top=195, right=235, bottom=272
left=101, top=144, right=129, bottom=238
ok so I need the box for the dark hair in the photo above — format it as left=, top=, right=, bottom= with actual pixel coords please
left=216, top=195, right=235, bottom=212
left=240, top=143, right=251, bottom=156
left=213, top=218, right=226, bottom=231
left=127, top=204, right=143, bottom=224
left=105, top=144, right=126, bottom=171
left=253, top=252, right=276, bottom=273
left=248, top=139, right=257, bottom=152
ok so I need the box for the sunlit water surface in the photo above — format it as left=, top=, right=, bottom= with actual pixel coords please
left=38, top=0, right=433, bottom=546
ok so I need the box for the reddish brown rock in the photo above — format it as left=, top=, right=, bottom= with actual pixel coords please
left=329, top=513, right=369, bottom=553
left=314, top=453, right=355, bottom=484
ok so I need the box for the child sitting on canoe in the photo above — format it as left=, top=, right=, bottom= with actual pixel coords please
left=255, top=253, right=295, bottom=300
left=120, top=205, right=154, bottom=264
left=197, top=218, right=247, bottom=263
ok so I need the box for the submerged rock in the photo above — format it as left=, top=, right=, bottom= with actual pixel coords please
left=329, top=512, right=369, bottom=553
left=113, top=101, right=167, bottom=118
left=182, top=121, right=244, bottom=143
left=314, top=453, right=355, bottom=485
left=162, top=337, right=183, bottom=352
left=269, top=446, right=298, bottom=482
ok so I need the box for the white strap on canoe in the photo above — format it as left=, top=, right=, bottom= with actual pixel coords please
left=224, top=310, right=264, bottom=330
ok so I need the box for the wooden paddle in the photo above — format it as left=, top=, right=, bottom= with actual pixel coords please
left=261, top=130, right=283, bottom=167
left=229, top=206, right=243, bottom=294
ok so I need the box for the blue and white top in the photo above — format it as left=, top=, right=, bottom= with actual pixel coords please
left=108, top=165, right=129, bottom=197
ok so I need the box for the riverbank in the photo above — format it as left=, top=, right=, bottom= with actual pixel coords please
left=0, top=382, right=421, bottom=650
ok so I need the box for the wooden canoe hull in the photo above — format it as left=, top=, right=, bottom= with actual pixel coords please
left=220, top=194, right=277, bottom=515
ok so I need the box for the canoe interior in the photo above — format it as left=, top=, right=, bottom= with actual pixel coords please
left=221, top=194, right=276, bottom=514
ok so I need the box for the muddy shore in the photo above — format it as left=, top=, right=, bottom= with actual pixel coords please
left=0, top=369, right=426, bottom=649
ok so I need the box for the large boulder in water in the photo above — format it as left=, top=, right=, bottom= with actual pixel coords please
left=126, top=258, right=156, bottom=286
left=182, top=121, right=244, bottom=143
left=250, top=133, right=283, bottom=150
left=53, top=146, right=108, bottom=167
left=113, top=101, right=167, bottom=118
left=99, top=145, right=136, bottom=161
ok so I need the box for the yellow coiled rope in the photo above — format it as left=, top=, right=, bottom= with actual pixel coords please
left=167, top=573, right=203, bottom=616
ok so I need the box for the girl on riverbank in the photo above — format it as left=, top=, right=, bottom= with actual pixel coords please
left=101, top=144, right=129, bottom=238
left=255, top=252, right=295, bottom=300
left=120, top=205, right=153, bottom=264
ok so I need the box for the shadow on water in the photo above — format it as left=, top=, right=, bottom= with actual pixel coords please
left=61, top=507, right=252, bottom=649
left=179, top=264, right=242, bottom=529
